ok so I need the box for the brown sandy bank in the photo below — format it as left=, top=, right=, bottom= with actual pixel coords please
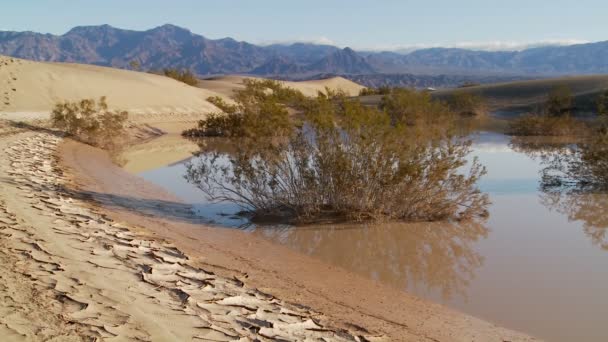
left=59, top=138, right=539, bottom=341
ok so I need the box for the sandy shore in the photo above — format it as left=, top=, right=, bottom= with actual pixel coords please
left=56, top=130, right=538, bottom=341
left=0, top=128, right=398, bottom=341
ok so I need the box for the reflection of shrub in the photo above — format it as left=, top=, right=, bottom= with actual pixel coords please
left=163, top=68, right=198, bottom=86
left=50, top=97, right=128, bottom=150
left=186, top=95, right=488, bottom=224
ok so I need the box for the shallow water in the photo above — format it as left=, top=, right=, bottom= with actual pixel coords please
left=138, top=132, right=608, bottom=341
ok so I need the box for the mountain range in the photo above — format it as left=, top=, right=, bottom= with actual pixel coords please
left=1, top=24, right=608, bottom=82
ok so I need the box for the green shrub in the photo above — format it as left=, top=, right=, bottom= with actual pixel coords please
left=447, top=91, right=486, bottom=117
left=186, top=95, right=488, bottom=224
left=596, top=90, right=608, bottom=116
left=185, top=80, right=303, bottom=138
left=379, top=88, right=455, bottom=131
left=359, top=86, right=392, bottom=96
left=546, top=85, right=573, bottom=116
left=50, top=97, right=128, bottom=150
left=163, top=68, right=198, bottom=86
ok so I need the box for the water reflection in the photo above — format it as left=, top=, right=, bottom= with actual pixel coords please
left=509, top=135, right=608, bottom=251
left=541, top=191, right=608, bottom=251
left=252, top=220, right=488, bottom=300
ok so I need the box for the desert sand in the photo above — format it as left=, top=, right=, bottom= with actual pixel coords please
left=198, top=75, right=366, bottom=98
left=0, top=56, right=538, bottom=341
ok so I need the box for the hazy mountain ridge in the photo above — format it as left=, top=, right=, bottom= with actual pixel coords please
left=1, top=24, right=608, bottom=82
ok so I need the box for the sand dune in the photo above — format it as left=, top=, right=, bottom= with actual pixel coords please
left=0, top=55, right=222, bottom=122
left=198, top=75, right=366, bottom=98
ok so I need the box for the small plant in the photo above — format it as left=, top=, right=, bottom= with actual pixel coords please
left=50, top=97, right=128, bottom=150
left=129, top=60, right=141, bottom=71
left=163, top=68, right=198, bottom=86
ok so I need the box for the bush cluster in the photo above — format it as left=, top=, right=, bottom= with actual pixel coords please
left=185, top=88, right=489, bottom=224
left=163, top=68, right=198, bottom=86
left=510, top=85, right=585, bottom=136
left=184, top=79, right=303, bottom=138
left=50, top=97, right=128, bottom=150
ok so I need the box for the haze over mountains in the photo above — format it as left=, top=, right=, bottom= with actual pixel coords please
left=1, top=24, right=607, bottom=87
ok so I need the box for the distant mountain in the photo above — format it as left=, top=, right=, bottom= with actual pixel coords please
left=264, top=43, right=339, bottom=64
left=307, top=47, right=375, bottom=74
left=1, top=24, right=608, bottom=81
left=251, top=56, right=303, bottom=75
left=0, top=24, right=270, bottom=74
left=364, top=43, right=608, bottom=75
left=0, top=24, right=371, bottom=76
left=286, top=73, right=530, bottom=89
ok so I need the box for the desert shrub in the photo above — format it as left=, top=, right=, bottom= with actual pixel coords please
left=509, top=86, right=587, bottom=136
left=359, top=86, right=392, bottom=96
left=186, top=95, right=488, bottom=224
left=50, top=97, right=128, bottom=150
left=458, top=82, right=481, bottom=88
left=379, top=88, right=456, bottom=132
left=185, top=80, right=304, bottom=138
left=447, top=91, right=486, bottom=117
left=546, top=85, right=573, bottom=116
left=596, top=90, right=608, bottom=116
left=163, top=68, right=198, bottom=86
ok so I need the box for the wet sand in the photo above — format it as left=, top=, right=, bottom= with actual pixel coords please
left=56, top=133, right=539, bottom=341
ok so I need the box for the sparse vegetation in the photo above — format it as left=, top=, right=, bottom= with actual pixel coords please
left=183, top=79, right=304, bottom=138
left=185, top=89, right=488, bottom=224
left=509, top=85, right=585, bottom=136
left=359, top=86, right=392, bottom=96
left=162, top=68, right=198, bottom=86
left=458, top=82, right=481, bottom=88
left=546, top=85, right=574, bottom=116
left=447, top=91, right=486, bottom=117
left=129, top=60, right=141, bottom=71
left=50, top=97, right=128, bottom=150
left=596, top=90, right=608, bottom=116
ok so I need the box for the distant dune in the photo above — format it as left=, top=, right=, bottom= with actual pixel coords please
left=0, top=55, right=222, bottom=122
left=433, top=75, right=608, bottom=114
left=0, top=56, right=366, bottom=128
left=197, top=75, right=366, bottom=98
left=359, top=75, right=608, bottom=116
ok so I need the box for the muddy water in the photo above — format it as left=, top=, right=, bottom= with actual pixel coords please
left=137, top=132, right=608, bottom=342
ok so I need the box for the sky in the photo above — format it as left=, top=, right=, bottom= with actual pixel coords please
left=1, top=0, right=607, bottom=51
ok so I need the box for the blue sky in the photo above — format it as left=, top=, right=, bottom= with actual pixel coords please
left=2, top=0, right=606, bottom=51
